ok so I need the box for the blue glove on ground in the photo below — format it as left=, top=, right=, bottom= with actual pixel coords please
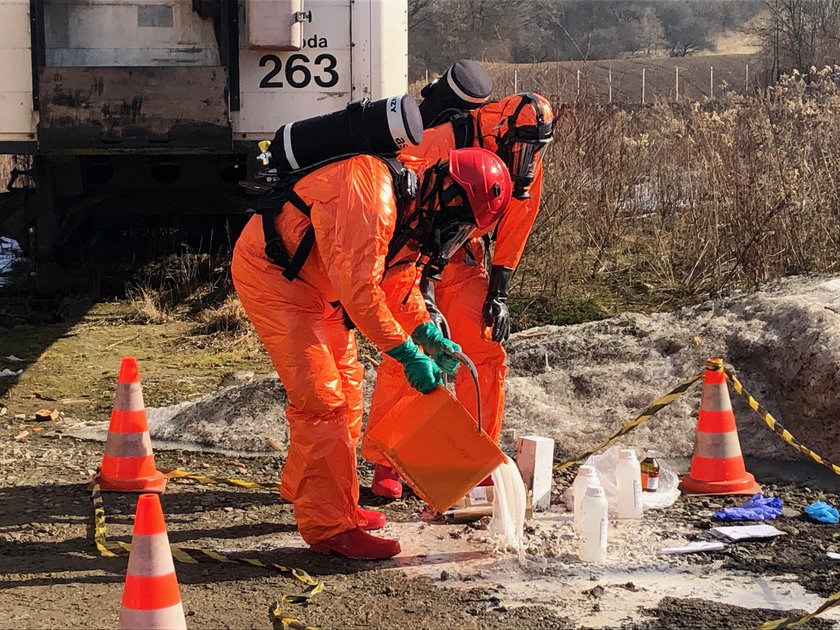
left=803, top=501, right=840, bottom=524
left=411, top=321, right=461, bottom=375
left=712, top=493, right=783, bottom=522
left=386, top=337, right=443, bottom=394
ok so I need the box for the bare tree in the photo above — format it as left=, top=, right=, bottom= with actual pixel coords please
left=639, top=7, right=665, bottom=56
left=757, top=0, right=840, bottom=74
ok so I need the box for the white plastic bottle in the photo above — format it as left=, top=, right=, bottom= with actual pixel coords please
left=616, top=449, right=643, bottom=519
left=572, top=465, right=601, bottom=533
left=578, top=485, right=608, bottom=562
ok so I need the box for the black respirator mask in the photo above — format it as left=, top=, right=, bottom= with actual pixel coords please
left=495, top=95, right=555, bottom=200
left=414, top=163, right=476, bottom=282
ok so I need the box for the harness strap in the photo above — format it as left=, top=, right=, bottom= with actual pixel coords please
left=451, top=113, right=474, bottom=148
left=257, top=154, right=414, bottom=282
left=257, top=186, right=314, bottom=281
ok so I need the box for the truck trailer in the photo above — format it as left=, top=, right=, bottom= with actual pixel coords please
left=0, top=0, right=408, bottom=263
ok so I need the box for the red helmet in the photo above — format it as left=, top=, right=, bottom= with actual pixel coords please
left=448, top=147, right=512, bottom=229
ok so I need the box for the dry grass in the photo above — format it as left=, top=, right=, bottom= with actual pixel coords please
left=193, top=294, right=250, bottom=335
left=513, top=65, right=840, bottom=324
left=126, top=288, right=171, bottom=324
left=125, top=249, right=231, bottom=323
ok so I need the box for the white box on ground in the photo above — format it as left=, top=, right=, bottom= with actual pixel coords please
left=516, top=435, right=554, bottom=511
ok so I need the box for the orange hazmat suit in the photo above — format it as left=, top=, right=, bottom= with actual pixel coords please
left=232, top=155, right=431, bottom=545
left=363, top=95, right=552, bottom=475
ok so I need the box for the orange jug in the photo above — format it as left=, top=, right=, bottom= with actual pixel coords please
left=366, top=386, right=506, bottom=512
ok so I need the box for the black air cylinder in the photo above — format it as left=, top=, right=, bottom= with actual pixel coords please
left=269, top=94, right=423, bottom=173
left=418, top=59, right=493, bottom=128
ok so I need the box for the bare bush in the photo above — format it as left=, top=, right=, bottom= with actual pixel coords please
left=514, top=65, right=840, bottom=325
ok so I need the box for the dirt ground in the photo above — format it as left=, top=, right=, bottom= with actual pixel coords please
left=2, top=300, right=840, bottom=629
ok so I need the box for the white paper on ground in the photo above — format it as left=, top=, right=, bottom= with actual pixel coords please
left=5, top=355, right=24, bottom=362
left=827, top=552, right=840, bottom=560
left=0, top=369, right=22, bottom=377
left=709, top=524, right=786, bottom=542
left=661, top=541, right=726, bottom=554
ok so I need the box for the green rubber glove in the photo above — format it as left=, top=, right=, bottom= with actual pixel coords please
left=411, top=321, right=461, bottom=375
left=386, top=337, right=443, bottom=393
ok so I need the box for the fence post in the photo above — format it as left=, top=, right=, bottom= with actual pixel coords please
left=425, top=69, right=428, bottom=85
left=514, top=68, right=518, bottom=94
left=710, top=65, right=714, bottom=99
left=642, top=68, right=646, bottom=104
left=675, top=66, right=679, bottom=101
left=608, top=67, right=612, bottom=103
left=576, top=68, right=580, bottom=100
left=745, top=64, right=749, bottom=92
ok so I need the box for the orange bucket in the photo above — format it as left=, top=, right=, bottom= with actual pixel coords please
left=366, top=386, right=506, bottom=512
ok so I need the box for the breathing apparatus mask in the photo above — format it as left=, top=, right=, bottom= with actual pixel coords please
left=492, top=93, right=555, bottom=200
left=414, top=162, right=477, bottom=282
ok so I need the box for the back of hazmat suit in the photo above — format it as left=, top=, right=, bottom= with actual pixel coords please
left=232, top=149, right=511, bottom=558
left=363, top=93, right=555, bottom=499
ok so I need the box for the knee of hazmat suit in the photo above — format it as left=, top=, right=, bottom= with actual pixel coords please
left=233, top=150, right=512, bottom=543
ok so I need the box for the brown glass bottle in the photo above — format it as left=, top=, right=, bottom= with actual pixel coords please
left=640, top=449, right=660, bottom=492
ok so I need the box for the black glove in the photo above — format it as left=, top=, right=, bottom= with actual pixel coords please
left=420, top=276, right=450, bottom=338
left=483, top=266, right=514, bottom=342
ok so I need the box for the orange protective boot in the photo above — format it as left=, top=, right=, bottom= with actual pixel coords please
left=372, top=464, right=403, bottom=499
left=358, top=507, right=386, bottom=531
left=310, top=526, right=401, bottom=560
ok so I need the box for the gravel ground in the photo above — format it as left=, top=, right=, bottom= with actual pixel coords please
left=2, top=418, right=839, bottom=630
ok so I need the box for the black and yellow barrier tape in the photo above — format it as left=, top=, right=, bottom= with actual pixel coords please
left=269, top=601, right=321, bottom=630
left=553, top=368, right=706, bottom=470
left=90, top=475, right=323, bottom=628
left=162, top=468, right=281, bottom=491
left=754, top=590, right=840, bottom=629
left=723, top=367, right=840, bottom=476
left=721, top=367, right=840, bottom=628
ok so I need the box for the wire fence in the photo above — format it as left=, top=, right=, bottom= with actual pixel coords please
left=422, top=56, right=770, bottom=105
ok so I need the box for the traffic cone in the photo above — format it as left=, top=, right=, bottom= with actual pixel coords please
left=118, top=493, right=187, bottom=630
left=100, top=357, right=166, bottom=493
left=680, top=358, right=761, bottom=495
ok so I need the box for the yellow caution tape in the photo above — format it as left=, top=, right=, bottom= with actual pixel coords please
left=754, top=589, right=840, bottom=629
left=554, top=369, right=705, bottom=470
left=89, top=475, right=323, bottom=625
left=269, top=601, right=321, bottom=630
left=724, top=368, right=840, bottom=476
left=162, top=468, right=281, bottom=491
left=722, top=366, right=840, bottom=629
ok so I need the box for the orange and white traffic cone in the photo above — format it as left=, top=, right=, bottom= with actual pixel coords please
left=118, top=493, right=187, bottom=630
left=680, top=358, right=761, bottom=496
left=100, top=357, right=166, bottom=493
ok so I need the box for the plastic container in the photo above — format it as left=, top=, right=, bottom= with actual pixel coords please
left=640, top=449, right=660, bottom=493
left=365, top=386, right=506, bottom=512
left=616, top=449, right=643, bottom=519
left=578, top=485, right=608, bottom=562
left=572, top=465, right=601, bottom=533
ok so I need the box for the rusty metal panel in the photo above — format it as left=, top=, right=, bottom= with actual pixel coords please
left=38, top=66, right=231, bottom=150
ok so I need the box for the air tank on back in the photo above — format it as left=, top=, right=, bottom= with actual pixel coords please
left=267, top=94, right=424, bottom=173
left=418, top=59, right=493, bottom=128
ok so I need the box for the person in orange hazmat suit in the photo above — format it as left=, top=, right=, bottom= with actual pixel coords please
left=363, top=92, right=556, bottom=498
left=231, top=147, right=512, bottom=559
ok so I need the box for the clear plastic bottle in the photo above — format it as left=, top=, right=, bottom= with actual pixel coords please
left=572, top=465, right=601, bottom=533
left=640, top=449, right=660, bottom=493
left=578, top=485, right=608, bottom=562
left=616, top=449, right=643, bottom=519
